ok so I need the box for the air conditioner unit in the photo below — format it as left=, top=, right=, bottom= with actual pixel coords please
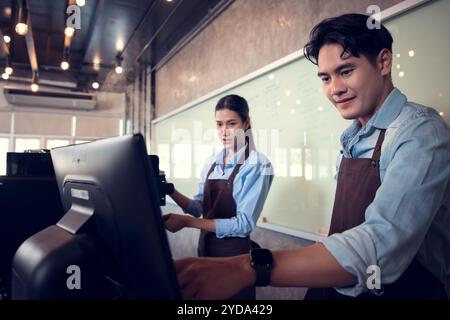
left=3, top=86, right=97, bottom=110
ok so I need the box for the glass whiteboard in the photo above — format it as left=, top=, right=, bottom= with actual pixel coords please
left=152, top=0, right=450, bottom=238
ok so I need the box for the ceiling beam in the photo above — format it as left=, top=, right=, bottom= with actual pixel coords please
left=0, top=29, right=10, bottom=56
left=78, top=0, right=104, bottom=73
left=64, top=0, right=78, bottom=50
left=22, top=0, right=38, bottom=74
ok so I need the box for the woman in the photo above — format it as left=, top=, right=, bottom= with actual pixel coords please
left=164, top=94, right=274, bottom=300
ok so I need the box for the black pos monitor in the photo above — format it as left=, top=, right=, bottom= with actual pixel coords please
left=11, top=134, right=180, bottom=299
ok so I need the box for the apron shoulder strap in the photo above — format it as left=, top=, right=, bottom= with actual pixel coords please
left=206, top=161, right=216, bottom=178
left=372, top=129, right=386, bottom=161
left=227, top=144, right=253, bottom=183
left=228, top=163, right=242, bottom=184
left=202, top=161, right=217, bottom=214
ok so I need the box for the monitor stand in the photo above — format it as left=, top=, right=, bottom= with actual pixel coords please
left=11, top=208, right=120, bottom=300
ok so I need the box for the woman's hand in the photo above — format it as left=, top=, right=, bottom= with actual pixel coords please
left=163, top=213, right=193, bottom=233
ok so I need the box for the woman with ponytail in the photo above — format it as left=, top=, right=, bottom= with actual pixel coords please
left=164, top=94, right=274, bottom=299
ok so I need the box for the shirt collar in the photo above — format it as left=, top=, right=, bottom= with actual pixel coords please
left=367, top=87, right=406, bottom=130
left=340, top=88, right=406, bottom=145
left=216, top=143, right=248, bottom=167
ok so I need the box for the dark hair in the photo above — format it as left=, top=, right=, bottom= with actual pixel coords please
left=215, top=94, right=255, bottom=153
left=303, top=13, right=393, bottom=65
left=215, top=94, right=250, bottom=124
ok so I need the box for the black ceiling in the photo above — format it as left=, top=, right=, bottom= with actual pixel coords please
left=0, top=0, right=231, bottom=92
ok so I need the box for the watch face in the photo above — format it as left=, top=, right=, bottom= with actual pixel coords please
left=251, top=248, right=273, bottom=266
left=250, top=249, right=273, bottom=287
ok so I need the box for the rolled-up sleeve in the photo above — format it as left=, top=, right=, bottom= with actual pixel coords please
left=215, top=161, right=274, bottom=238
left=322, top=116, right=450, bottom=296
left=184, top=199, right=203, bottom=217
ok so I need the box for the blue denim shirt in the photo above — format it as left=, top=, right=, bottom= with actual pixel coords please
left=322, top=88, right=450, bottom=297
left=185, top=144, right=274, bottom=238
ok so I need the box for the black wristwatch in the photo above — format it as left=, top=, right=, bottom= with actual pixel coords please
left=250, top=248, right=273, bottom=287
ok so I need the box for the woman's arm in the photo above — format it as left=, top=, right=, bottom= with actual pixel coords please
left=166, top=156, right=214, bottom=216
left=164, top=214, right=216, bottom=233
left=166, top=159, right=273, bottom=235
left=168, top=190, right=191, bottom=211
left=215, top=160, right=274, bottom=238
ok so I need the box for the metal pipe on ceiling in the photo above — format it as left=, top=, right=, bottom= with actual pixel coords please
left=132, top=0, right=186, bottom=65
left=120, top=0, right=159, bottom=58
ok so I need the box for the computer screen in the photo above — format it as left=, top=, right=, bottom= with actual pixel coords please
left=50, top=134, right=180, bottom=299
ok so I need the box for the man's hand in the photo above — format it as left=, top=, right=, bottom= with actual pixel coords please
left=163, top=213, right=193, bottom=233
left=175, top=255, right=256, bottom=300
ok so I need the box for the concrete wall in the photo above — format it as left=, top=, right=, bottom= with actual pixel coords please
left=155, top=0, right=402, bottom=117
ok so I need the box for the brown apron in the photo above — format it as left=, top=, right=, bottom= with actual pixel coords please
left=305, top=130, right=447, bottom=300
left=197, top=147, right=255, bottom=300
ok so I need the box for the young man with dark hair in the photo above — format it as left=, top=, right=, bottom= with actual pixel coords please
left=175, top=13, right=450, bottom=300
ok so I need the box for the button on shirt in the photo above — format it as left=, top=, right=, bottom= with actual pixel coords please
left=322, top=88, right=450, bottom=296
left=184, top=145, right=274, bottom=238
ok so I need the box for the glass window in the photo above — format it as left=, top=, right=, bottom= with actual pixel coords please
left=158, top=144, right=171, bottom=178
left=194, top=145, right=213, bottom=178
left=46, top=139, right=70, bottom=149
left=0, top=138, right=9, bottom=175
left=274, top=148, right=287, bottom=177
left=319, top=148, right=330, bottom=180
left=304, top=148, right=313, bottom=181
left=173, top=144, right=191, bottom=179
left=15, top=138, right=41, bottom=152
left=290, top=148, right=302, bottom=177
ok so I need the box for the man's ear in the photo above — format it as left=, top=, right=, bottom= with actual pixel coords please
left=378, top=48, right=392, bottom=76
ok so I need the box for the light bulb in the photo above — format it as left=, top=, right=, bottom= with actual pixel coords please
left=3, top=35, right=11, bottom=43
left=61, top=61, right=70, bottom=70
left=31, top=83, right=39, bottom=92
left=5, top=67, right=13, bottom=75
left=92, top=81, right=99, bottom=89
left=76, top=0, right=86, bottom=6
left=64, top=27, right=75, bottom=37
left=15, top=22, right=28, bottom=36
left=115, top=65, right=123, bottom=74
left=2, top=73, right=9, bottom=80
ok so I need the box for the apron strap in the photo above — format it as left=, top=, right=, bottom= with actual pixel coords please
left=372, top=129, right=386, bottom=161
left=204, top=144, right=252, bottom=187
left=206, top=142, right=252, bottom=182
left=227, top=144, right=252, bottom=184
left=206, top=144, right=253, bottom=183
left=206, top=161, right=216, bottom=179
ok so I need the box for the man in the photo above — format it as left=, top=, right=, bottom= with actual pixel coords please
left=175, top=13, right=450, bottom=300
